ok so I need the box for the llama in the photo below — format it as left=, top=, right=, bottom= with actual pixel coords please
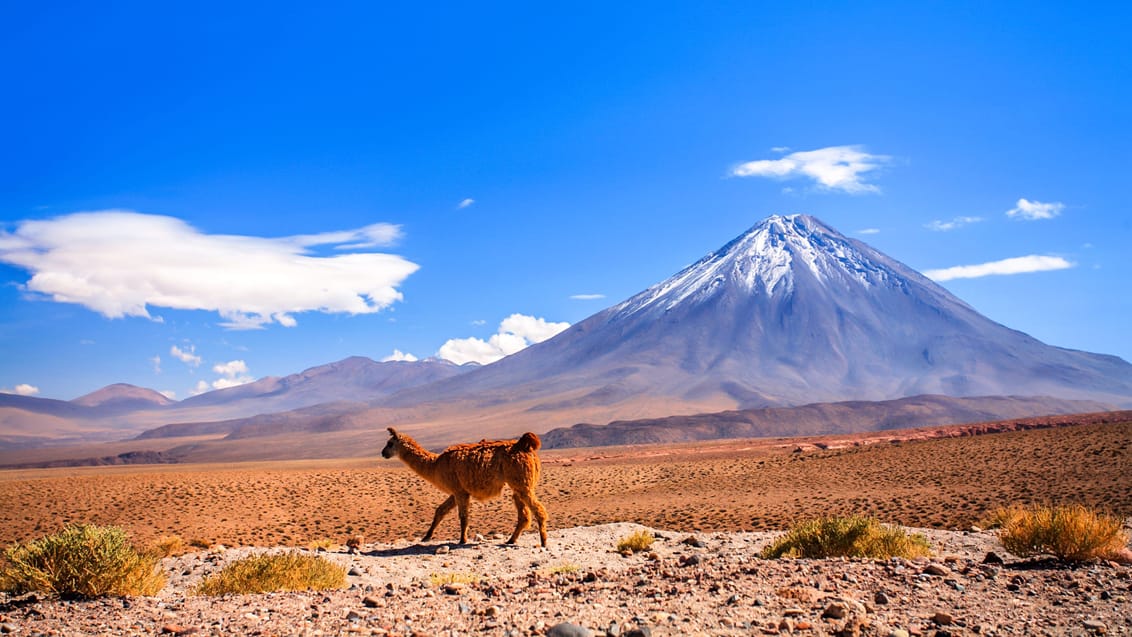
left=381, top=427, right=549, bottom=547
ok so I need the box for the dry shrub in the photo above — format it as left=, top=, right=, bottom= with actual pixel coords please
left=616, top=529, right=655, bottom=554
left=429, top=571, right=480, bottom=587
left=195, top=551, right=346, bottom=595
left=152, top=535, right=187, bottom=557
left=993, top=504, right=1128, bottom=562
left=0, top=524, right=165, bottom=597
left=760, top=515, right=931, bottom=560
left=306, top=538, right=337, bottom=552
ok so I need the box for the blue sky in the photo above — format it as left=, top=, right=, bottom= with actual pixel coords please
left=2, top=2, right=1129, bottom=400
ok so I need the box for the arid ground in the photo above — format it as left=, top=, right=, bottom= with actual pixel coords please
left=1, top=419, right=1129, bottom=549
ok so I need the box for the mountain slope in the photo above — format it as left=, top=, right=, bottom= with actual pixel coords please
left=385, top=214, right=1132, bottom=423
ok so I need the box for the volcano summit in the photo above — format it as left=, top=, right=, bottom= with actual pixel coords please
left=386, top=214, right=1132, bottom=422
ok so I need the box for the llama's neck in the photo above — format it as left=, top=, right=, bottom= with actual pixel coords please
left=395, top=436, right=438, bottom=476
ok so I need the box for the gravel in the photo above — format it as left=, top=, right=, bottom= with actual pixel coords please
left=2, top=522, right=1129, bottom=636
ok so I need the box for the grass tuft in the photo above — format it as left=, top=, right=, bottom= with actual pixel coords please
left=195, top=551, right=347, bottom=595
left=616, top=529, right=655, bottom=554
left=429, top=571, right=480, bottom=587
left=760, top=515, right=931, bottom=560
left=152, top=534, right=188, bottom=557
left=0, top=524, right=165, bottom=598
left=993, top=504, right=1128, bottom=563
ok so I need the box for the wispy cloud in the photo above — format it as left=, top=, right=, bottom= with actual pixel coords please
left=0, top=210, right=420, bottom=329
left=457, top=198, right=476, bottom=209
left=857, top=228, right=881, bottom=235
left=1007, top=198, right=1064, bottom=221
left=150, top=355, right=162, bottom=374
left=170, top=344, right=201, bottom=367
left=382, top=349, right=419, bottom=362
left=1, top=383, right=40, bottom=396
left=730, top=145, right=891, bottom=194
left=570, top=293, right=606, bottom=300
left=926, top=216, right=983, bottom=232
left=924, top=255, right=1074, bottom=281
left=438, top=314, right=570, bottom=365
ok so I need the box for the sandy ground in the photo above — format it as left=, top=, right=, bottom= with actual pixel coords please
left=0, top=420, right=1130, bottom=635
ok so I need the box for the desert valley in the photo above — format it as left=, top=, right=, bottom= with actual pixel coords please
left=3, top=215, right=1131, bottom=635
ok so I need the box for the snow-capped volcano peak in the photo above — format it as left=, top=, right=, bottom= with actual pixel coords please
left=613, top=214, right=895, bottom=319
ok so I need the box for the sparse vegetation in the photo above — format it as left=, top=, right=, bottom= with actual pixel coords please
left=152, top=534, right=187, bottom=557
left=548, top=562, right=580, bottom=575
left=429, top=571, right=480, bottom=587
left=307, top=538, right=337, bottom=552
left=993, top=504, right=1128, bottom=562
left=0, top=524, right=165, bottom=597
left=195, top=551, right=347, bottom=595
left=760, top=515, right=931, bottom=560
left=616, top=529, right=655, bottom=554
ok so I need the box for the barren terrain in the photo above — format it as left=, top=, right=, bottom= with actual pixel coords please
left=1, top=419, right=1130, bottom=635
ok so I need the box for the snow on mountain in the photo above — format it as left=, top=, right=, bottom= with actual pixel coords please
left=385, top=214, right=1132, bottom=417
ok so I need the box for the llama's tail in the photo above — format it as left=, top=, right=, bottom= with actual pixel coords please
left=513, top=432, right=542, bottom=453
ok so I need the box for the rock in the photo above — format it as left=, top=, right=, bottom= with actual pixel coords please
left=0, top=625, right=14, bottom=635
left=783, top=608, right=806, bottom=617
left=922, top=564, right=950, bottom=577
left=681, top=536, right=706, bottom=548
left=547, top=622, right=593, bottom=637
left=435, top=545, right=450, bottom=555
left=484, top=605, right=501, bottom=617
left=679, top=554, right=705, bottom=567
left=624, top=628, right=651, bottom=637
left=888, top=630, right=910, bottom=637
left=874, top=591, right=891, bottom=605
left=361, top=595, right=381, bottom=608
left=931, top=611, right=954, bottom=626
left=345, top=610, right=362, bottom=620
left=1083, top=619, right=1107, bottom=633
left=982, top=551, right=1005, bottom=565
left=823, top=602, right=849, bottom=619
left=442, top=582, right=465, bottom=595
left=160, top=626, right=197, bottom=635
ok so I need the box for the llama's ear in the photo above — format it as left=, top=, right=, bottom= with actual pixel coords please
left=387, top=427, right=398, bottom=436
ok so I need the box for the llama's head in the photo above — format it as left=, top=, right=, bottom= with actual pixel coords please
left=381, top=427, right=401, bottom=459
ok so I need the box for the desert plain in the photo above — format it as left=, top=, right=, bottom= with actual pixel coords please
left=1, top=417, right=1129, bottom=549
left=1, top=417, right=1131, bottom=636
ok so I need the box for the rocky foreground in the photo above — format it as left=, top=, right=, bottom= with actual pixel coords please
left=2, top=523, right=1129, bottom=637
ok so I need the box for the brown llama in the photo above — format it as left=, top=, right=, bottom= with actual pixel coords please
left=381, top=427, right=549, bottom=547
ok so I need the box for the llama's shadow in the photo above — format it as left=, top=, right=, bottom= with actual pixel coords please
left=364, top=541, right=524, bottom=558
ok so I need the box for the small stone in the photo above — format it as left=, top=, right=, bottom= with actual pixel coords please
left=161, top=626, right=198, bottom=635
left=679, top=553, right=705, bottom=566
left=681, top=536, right=706, bottom=548
left=796, top=620, right=813, bottom=630
left=874, top=591, right=891, bottom=605
left=888, top=630, right=910, bottom=637
left=442, top=582, right=465, bottom=595
left=822, top=602, right=849, bottom=619
left=435, top=545, right=450, bottom=555
left=783, top=608, right=805, bottom=617
left=624, top=629, right=651, bottom=637
left=345, top=610, right=362, bottom=621
left=361, top=595, right=381, bottom=608
left=0, top=625, right=15, bottom=635
left=922, top=564, right=950, bottom=577
left=931, top=611, right=954, bottom=626
left=547, top=622, right=594, bottom=637
left=485, top=605, right=501, bottom=617
left=982, top=552, right=1005, bottom=565
left=1083, top=619, right=1107, bottom=633
left=348, top=566, right=363, bottom=576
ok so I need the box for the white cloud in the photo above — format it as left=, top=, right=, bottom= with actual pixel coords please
left=159, top=389, right=176, bottom=400
left=730, top=145, right=891, bottom=194
left=570, top=293, right=606, bottom=300
left=437, top=313, right=570, bottom=365
left=150, top=355, right=162, bottom=374
left=382, top=349, right=419, bottom=362
left=457, top=198, right=475, bottom=209
left=1006, top=198, right=1064, bottom=221
left=0, top=210, right=420, bottom=329
left=206, top=359, right=254, bottom=391
left=926, top=216, right=983, bottom=232
left=170, top=344, right=201, bottom=367
left=924, top=255, right=1074, bottom=281
left=1, top=383, right=40, bottom=396
left=857, top=228, right=881, bottom=235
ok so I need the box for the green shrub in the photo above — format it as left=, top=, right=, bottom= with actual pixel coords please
left=994, top=504, right=1128, bottom=562
left=616, top=529, right=655, bottom=554
left=1, top=524, right=165, bottom=597
left=760, top=515, right=931, bottom=560
left=195, top=551, right=347, bottom=595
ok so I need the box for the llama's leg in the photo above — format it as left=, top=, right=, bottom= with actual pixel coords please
left=526, top=491, right=549, bottom=548
left=506, top=491, right=532, bottom=544
left=455, top=493, right=471, bottom=544
left=423, top=495, right=456, bottom=542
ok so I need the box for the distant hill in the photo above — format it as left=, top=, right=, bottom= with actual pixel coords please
left=72, top=383, right=176, bottom=413
left=541, top=394, right=1116, bottom=448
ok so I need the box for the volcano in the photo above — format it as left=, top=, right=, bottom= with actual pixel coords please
left=386, top=214, right=1132, bottom=416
